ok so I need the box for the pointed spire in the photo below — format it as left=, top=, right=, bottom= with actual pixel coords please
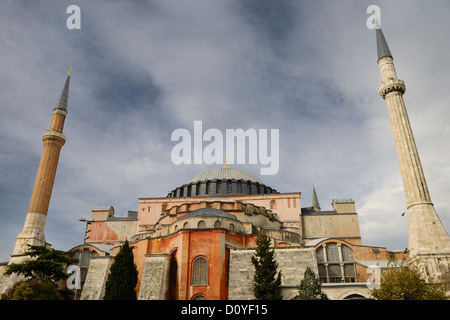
left=312, top=184, right=321, bottom=211
left=54, top=66, right=71, bottom=111
left=374, top=11, right=392, bottom=62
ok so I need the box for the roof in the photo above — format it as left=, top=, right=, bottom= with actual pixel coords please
left=177, top=207, right=238, bottom=221
left=54, top=68, right=71, bottom=111
left=376, top=26, right=392, bottom=61
left=188, top=167, right=263, bottom=184
left=356, top=260, right=403, bottom=268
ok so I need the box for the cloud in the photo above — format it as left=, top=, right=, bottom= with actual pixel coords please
left=0, top=0, right=449, bottom=262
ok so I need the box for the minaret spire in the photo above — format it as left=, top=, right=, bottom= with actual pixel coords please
left=374, top=19, right=450, bottom=281
left=374, top=12, right=392, bottom=62
left=312, top=184, right=321, bottom=211
left=12, top=68, right=71, bottom=256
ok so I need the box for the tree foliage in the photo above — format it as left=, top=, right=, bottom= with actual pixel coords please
left=251, top=234, right=283, bottom=300
left=293, top=267, right=328, bottom=300
left=370, top=259, right=447, bottom=300
left=10, top=278, right=62, bottom=300
left=103, top=240, right=138, bottom=300
left=4, top=245, right=77, bottom=285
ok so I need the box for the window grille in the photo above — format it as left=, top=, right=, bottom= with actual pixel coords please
left=192, top=257, right=208, bottom=285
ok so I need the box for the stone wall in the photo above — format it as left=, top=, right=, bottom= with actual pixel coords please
left=138, top=254, right=171, bottom=300
left=228, top=246, right=317, bottom=300
left=80, top=256, right=113, bottom=300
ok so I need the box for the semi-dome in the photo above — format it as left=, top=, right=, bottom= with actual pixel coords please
left=167, top=167, right=278, bottom=198
left=177, top=207, right=238, bottom=221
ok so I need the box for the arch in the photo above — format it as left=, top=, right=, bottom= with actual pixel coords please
left=270, top=199, right=277, bottom=210
left=192, top=257, right=208, bottom=286
left=229, top=223, right=235, bottom=231
left=192, top=294, right=207, bottom=300
left=315, top=241, right=356, bottom=283
left=198, top=220, right=206, bottom=228
left=183, top=221, right=190, bottom=228
left=214, top=220, right=222, bottom=228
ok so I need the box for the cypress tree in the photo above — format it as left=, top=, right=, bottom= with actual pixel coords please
left=251, top=234, right=283, bottom=300
left=103, top=240, right=138, bottom=300
left=293, top=267, right=328, bottom=300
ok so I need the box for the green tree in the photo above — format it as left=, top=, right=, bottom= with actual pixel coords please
left=4, top=245, right=77, bottom=285
left=293, top=267, right=328, bottom=300
left=3, top=245, right=77, bottom=300
left=370, top=259, right=447, bottom=300
left=251, top=234, right=283, bottom=300
left=11, top=279, right=63, bottom=300
left=103, top=240, right=138, bottom=300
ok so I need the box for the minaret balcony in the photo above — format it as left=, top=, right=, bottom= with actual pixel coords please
left=378, top=79, right=406, bottom=99
left=42, top=130, right=66, bottom=143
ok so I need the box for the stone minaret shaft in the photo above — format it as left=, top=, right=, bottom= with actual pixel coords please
left=375, top=25, right=450, bottom=260
left=13, top=68, right=71, bottom=256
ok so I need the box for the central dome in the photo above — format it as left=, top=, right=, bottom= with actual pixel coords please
left=167, top=167, right=278, bottom=198
left=189, top=168, right=263, bottom=184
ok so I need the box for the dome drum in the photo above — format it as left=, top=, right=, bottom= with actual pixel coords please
left=168, top=179, right=277, bottom=198
left=167, top=168, right=278, bottom=198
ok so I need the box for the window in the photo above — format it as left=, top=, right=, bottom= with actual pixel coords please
left=216, top=181, right=222, bottom=193
left=183, top=222, right=190, bottom=228
left=193, top=295, right=206, bottom=300
left=214, top=220, right=221, bottom=228
left=316, top=242, right=356, bottom=283
left=326, top=243, right=340, bottom=262
left=270, top=199, right=277, bottom=210
left=192, top=257, right=208, bottom=285
left=229, top=223, right=235, bottom=231
left=198, top=220, right=206, bottom=228
left=227, top=180, right=232, bottom=193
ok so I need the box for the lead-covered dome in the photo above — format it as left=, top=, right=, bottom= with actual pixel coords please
left=167, top=167, right=278, bottom=198
left=189, top=168, right=263, bottom=184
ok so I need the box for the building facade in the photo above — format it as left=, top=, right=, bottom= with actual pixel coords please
left=69, top=167, right=406, bottom=300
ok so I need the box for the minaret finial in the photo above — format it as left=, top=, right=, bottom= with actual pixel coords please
left=224, top=156, right=227, bottom=168
left=68, top=66, right=72, bottom=76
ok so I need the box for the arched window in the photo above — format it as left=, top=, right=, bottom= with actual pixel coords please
left=183, top=222, right=190, bottom=228
left=229, top=223, right=235, bottom=231
left=316, top=242, right=356, bottom=283
left=198, top=220, right=206, bottom=228
left=216, top=181, right=222, bottom=193
left=214, top=220, right=221, bottom=228
left=270, top=199, right=277, bottom=210
left=192, top=294, right=207, bottom=300
left=192, top=257, right=208, bottom=285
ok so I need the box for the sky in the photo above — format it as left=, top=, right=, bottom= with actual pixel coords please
left=1, top=0, right=450, bottom=262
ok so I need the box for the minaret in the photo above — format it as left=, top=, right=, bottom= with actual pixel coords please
left=12, top=68, right=71, bottom=257
left=312, top=184, right=321, bottom=211
left=374, top=15, right=450, bottom=280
